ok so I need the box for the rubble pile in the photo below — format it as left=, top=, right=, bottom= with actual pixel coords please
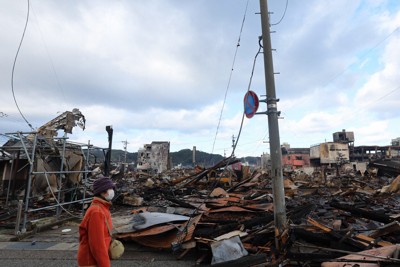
left=106, top=161, right=400, bottom=266
left=2, top=153, right=400, bottom=266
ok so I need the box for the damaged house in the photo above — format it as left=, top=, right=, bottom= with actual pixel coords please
left=0, top=109, right=89, bottom=232
left=281, top=143, right=310, bottom=171
left=310, top=142, right=349, bottom=166
left=348, top=133, right=400, bottom=176
left=137, top=141, right=170, bottom=174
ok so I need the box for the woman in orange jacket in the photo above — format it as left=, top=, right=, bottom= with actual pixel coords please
left=77, top=177, right=116, bottom=267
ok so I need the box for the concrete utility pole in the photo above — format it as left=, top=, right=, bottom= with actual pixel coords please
left=122, top=140, right=129, bottom=163
left=121, top=140, right=129, bottom=173
left=231, top=135, right=236, bottom=156
left=259, top=0, right=287, bottom=249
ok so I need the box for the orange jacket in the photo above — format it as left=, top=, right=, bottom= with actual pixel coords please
left=77, top=197, right=112, bottom=267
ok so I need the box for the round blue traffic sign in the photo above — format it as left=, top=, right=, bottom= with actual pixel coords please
left=244, top=90, right=259, bottom=118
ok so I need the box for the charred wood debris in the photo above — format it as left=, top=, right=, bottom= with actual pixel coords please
left=2, top=157, right=400, bottom=266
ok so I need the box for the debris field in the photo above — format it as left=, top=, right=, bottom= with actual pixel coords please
left=2, top=153, right=400, bottom=266
left=105, top=157, right=400, bottom=266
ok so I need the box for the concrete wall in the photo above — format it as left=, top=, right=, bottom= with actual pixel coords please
left=282, top=153, right=310, bottom=169
left=137, top=142, right=170, bottom=173
left=310, top=142, right=349, bottom=164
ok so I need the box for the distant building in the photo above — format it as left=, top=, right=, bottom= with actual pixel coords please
left=260, top=152, right=271, bottom=170
left=137, top=141, right=170, bottom=173
left=351, top=145, right=400, bottom=161
left=282, top=131, right=400, bottom=171
left=281, top=146, right=310, bottom=170
left=333, top=129, right=354, bottom=144
left=392, top=137, right=400, bottom=146
left=310, top=142, right=349, bottom=166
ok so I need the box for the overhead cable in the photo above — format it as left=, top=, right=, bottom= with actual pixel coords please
left=231, top=43, right=262, bottom=157
left=11, top=0, right=34, bottom=131
left=175, top=0, right=252, bottom=249
left=270, top=0, right=289, bottom=26
left=211, top=0, right=250, bottom=155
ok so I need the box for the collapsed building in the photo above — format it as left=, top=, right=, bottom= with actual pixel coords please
left=281, top=143, right=310, bottom=171
left=283, top=130, right=400, bottom=177
left=110, top=155, right=400, bottom=266
left=310, top=142, right=349, bottom=166
left=136, top=141, right=170, bottom=174
left=0, top=109, right=98, bottom=233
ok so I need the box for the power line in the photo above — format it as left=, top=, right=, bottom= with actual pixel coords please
left=231, top=44, right=262, bottom=158
left=277, top=27, right=400, bottom=141
left=174, top=1, right=253, bottom=249
left=11, top=0, right=34, bottom=130
left=211, top=0, right=250, bottom=155
left=320, top=27, right=399, bottom=91
left=270, top=0, right=289, bottom=26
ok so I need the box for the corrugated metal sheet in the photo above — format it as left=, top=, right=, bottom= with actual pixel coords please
left=321, top=245, right=400, bottom=267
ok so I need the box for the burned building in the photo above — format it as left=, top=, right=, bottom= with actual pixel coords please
left=310, top=142, right=349, bottom=166
left=260, top=152, right=270, bottom=170
left=351, top=145, right=400, bottom=161
left=137, top=141, right=170, bottom=173
left=333, top=129, right=355, bottom=144
left=0, top=109, right=92, bottom=234
left=392, top=137, right=400, bottom=146
left=331, top=130, right=400, bottom=162
left=1, top=109, right=86, bottom=197
left=281, top=143, right=310, bottom=170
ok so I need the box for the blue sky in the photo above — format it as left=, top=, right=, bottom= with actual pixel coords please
left=1, top=0, right=400, bottom=158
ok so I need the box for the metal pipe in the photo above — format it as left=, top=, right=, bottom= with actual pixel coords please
left=17, top=132, right=31, bottom=164
left=56, top=134, right=67, bottom=217
left=6, top=153, right=15, bottom=206
left=31, top=170, right=91, bottom=174
left=27, top=197, right=93, bottom=212
left=22, top=133, right=38, bottom=233
left=82, top=140, right=91, bottom=215
left=15, top=200, right=23, bottom=235
left=5, top=131, right=36, bottom=135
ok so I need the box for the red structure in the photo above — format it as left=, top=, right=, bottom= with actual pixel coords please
left=281, top=147, right=310, bottom=170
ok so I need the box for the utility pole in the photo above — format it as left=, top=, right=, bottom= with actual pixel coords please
left=121, top=140, right=129, bottom=173
left=231, top=135, right=235, bottom=156
left=192, top=146, right=196, bottom=166
left=122, top=140, right=129, bottom=164
left=259, top=0, right=287, bottom=250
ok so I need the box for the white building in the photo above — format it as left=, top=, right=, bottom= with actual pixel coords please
left=137, top=141, right=170, bottom=173
left=310, top=142, right=349, bottom=165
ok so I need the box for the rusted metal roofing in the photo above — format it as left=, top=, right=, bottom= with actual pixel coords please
left=321, top=244, right=400, bottom=267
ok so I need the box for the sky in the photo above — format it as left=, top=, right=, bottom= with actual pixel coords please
left=0, top=0, right=400, bottom=158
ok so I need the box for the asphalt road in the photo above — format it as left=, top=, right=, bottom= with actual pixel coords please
left=0, top=217, right=201, bottom=267
left=0, top=242, right=200, bottom=267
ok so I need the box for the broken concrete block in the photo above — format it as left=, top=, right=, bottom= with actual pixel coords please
left=144, top=178, right=154, bottom=187
left=123, top=196, right=143, bottom=206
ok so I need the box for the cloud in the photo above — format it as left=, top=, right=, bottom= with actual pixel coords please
left=1, top=0, right=400, bottom=158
